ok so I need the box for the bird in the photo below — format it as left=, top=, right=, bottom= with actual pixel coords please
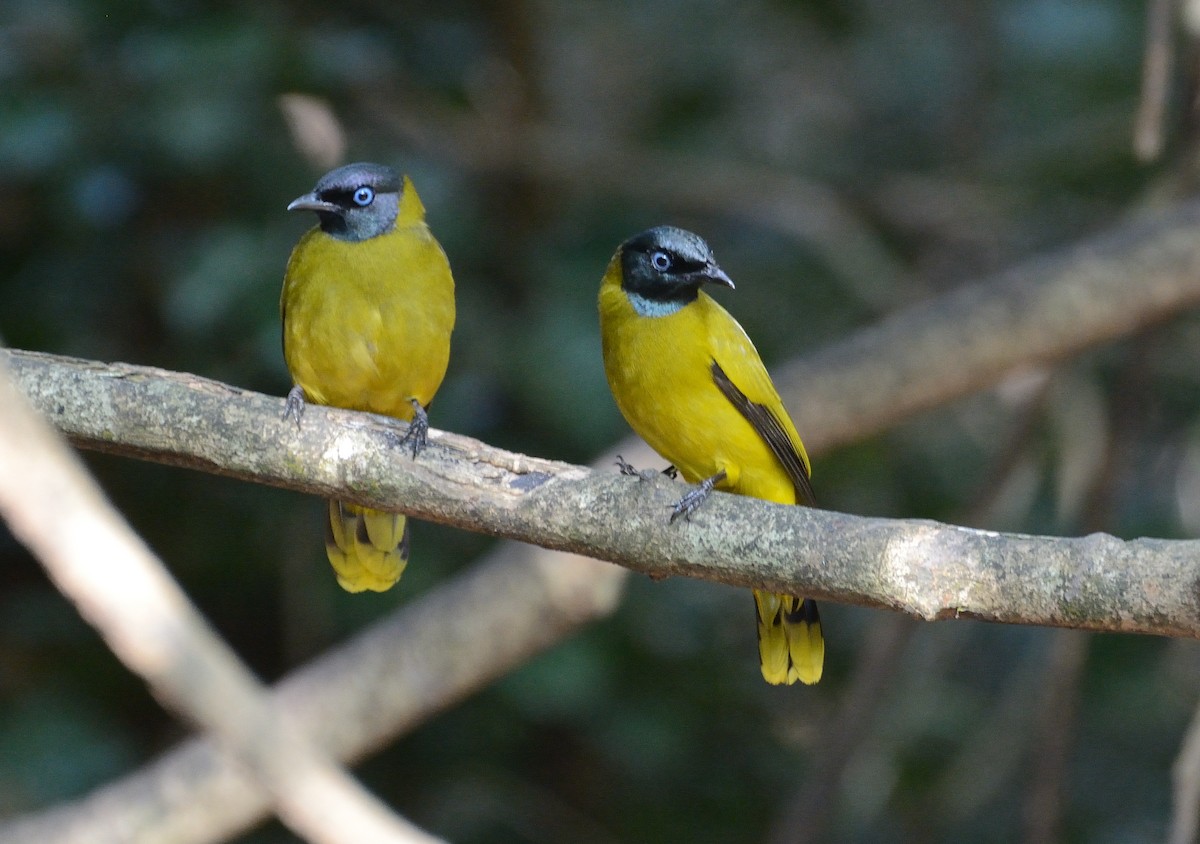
left=598, top=226, right=823, bottom=685
left=280, top=162, right=455, bottom=593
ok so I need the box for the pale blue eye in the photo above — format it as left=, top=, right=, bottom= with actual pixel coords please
left=353, top=186, right=374, bottom=206
left=650, top=251, right=671, bottom=271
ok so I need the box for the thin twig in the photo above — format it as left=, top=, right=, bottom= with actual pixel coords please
left=1172, top=696, right=1200, bottom=844
left=767, top=615, right=917, bottom=844
left=1021, top=631, right=1089, bottom=844
left=1135, top=0, right=1178, bottom=162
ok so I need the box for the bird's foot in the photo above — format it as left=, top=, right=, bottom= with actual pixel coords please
left=616, top=455, right=667, bottom=482
left=283, top=386, right=307, bottom=429
left=615, top=454, right=640, bottom=476
left=395, top=399, right=430, bottom=458
left=669, top=469, right=727, bottom=523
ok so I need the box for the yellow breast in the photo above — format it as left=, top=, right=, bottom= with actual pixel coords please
left=598, top=275, right=802, bottom=504
left=281, top=219, right=455, bottom=420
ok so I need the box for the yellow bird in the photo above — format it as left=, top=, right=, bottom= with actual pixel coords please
left=598, top=226, right=823, bottom=685
left=280, top=162, right=455, bottom=593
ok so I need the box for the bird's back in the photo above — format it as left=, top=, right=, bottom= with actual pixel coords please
left=600, top=281, right=805, bottom=504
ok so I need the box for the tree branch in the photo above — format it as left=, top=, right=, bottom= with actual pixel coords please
left=6, top=346, right=1200, bottom=637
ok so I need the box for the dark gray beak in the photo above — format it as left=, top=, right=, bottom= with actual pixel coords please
left=703, top=264, right=735, bottom=290
left=286, top=192, right=340, bottom=214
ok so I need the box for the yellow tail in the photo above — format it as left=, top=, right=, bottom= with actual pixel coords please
left=325, top=500, right=409, bottom=593
left=754, top=590, right=824, bottom=685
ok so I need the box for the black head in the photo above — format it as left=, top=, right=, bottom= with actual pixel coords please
left=619, top=226, right=734, bottom=304
left=287, top=162, right=403, bottom=242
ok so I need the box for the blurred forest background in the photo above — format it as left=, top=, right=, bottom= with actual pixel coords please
left=3, top=0, right=1200, bottom=842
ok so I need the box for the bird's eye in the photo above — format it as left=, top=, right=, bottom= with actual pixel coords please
left=352, top=186, right=375, bottom=206
left=650, top=251, right=672, bottom=272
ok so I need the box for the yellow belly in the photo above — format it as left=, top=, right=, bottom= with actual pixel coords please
left=281, top=223, right=455, bottom=421
left=599, top=285, right=796, bottom=504
left=281, top=217, right=456, bottom=594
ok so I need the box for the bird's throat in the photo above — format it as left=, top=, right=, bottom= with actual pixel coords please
left=626, top=291, right=689, bottom=318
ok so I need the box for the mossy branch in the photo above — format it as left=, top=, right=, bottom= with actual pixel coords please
left=6, top=347, right=1200, bottom=637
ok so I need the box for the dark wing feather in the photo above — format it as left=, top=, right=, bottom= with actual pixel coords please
left=711, top=360, right=816, bottom=506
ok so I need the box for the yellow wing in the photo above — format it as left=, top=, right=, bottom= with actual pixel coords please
left=710, top=361, right=815, bottom=506
left=699, top=295, right=824, bottom=685
left=702, top=300, right=812, bottom=499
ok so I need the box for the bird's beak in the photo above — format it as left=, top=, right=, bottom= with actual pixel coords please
left=703, top=264, right=735, bottom=290
left=286, top=192, right=340, bottom=214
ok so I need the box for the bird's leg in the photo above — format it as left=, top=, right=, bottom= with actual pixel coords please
left=669, top=469, right=727, bottom=523
left=616, top=455, right=672, bottom=482
left=662, top=464, right=679, bottom=479
left=395, top=398, right=430, bottom=458
left=283, top=386, right=307, bottom=429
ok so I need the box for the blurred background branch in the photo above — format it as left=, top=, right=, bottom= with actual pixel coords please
left=779, top=196, right=1200, bottom=453
left=0, top=357, right=442, bottom=844
left=1135, top=0, right=1178, bottom=162
left=0, top=537, right=619, bottom=844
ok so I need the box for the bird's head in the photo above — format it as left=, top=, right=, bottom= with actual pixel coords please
left=617, top=226, right=734, bottom=307
left=287, top=162, right=403, bottom=242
